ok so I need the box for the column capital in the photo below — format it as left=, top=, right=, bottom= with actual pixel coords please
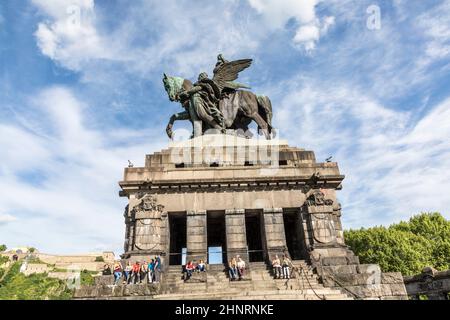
left=263, top=208, right=283, bottom=214
left=187, top=210, right=207, bottom=216
left=225, top=209, right=245, bottom=215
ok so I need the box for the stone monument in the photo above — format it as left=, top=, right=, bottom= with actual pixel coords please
left=75, top=55, right=408, bottom=300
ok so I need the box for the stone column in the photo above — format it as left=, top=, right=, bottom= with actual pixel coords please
left=186, top=210, right=207, bottom=263
left=262, top=208, right=287, bottom=261
left=225, top=209, right=248, bottom=263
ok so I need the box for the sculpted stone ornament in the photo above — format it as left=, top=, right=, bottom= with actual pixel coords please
left=132, top=194, right=164, bottom=215
left=306, top=190, right=336, bottom=245
left=163, top=54, right=273, bottom=140
left=306, top=190, right=334, bottom=207
left=131, top=195, right=165, bottom=251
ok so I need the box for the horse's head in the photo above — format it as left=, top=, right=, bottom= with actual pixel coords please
left=163, top=73, right=184, bottom=102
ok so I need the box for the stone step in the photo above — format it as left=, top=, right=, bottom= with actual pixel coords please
left=153, top=289, right=353, bottom=300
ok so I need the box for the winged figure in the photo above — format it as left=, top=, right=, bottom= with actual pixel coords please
left=163, top=54, right=273, bottom=139
left=212, top=55, right=252, bottom=93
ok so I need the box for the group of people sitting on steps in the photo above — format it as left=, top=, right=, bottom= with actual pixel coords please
left=101, top=253, right=293, bottom=285
left=182, top=253, right=293, bottom=282
left=102, top=256, right=163, bottom=285
left=228, top=255, right=247, bottom=281
left=182, top=255, right=247, bottom=281
left=271, top=254, right=292, bottom=279
left=183, top=259, right=207, bottom=280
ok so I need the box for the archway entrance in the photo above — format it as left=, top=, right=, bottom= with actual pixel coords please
left=283, top=209, right=306, bottom=260
left=245, top=211, right=264, bottom=262
left=207, top=211, right=227, bottom=264
left=169, top=212, right=187, bottom=265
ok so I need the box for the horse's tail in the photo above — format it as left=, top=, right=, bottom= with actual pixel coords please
left=257, top=95, right=273, bottom=132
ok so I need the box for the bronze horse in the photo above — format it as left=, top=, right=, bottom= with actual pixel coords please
left=163, top=74, right=273, bottom=139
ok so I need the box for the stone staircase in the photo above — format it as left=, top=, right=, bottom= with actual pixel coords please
left=74, top=260, right=354, bottom=300
left=153, top=260, right=353, bottom=300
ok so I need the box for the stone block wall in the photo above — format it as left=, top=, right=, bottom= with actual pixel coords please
left=186, top=210, right=207, bottom=263
left=404, top=267, right=450, bottom=300
left=225, top=209, right=248, bottom=262
left=262, top=208, right=287, bottom=261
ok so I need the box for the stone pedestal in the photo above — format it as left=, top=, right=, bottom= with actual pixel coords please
left=117, top=134, right=407, bottom=300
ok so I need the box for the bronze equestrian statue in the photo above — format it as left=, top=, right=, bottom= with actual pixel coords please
left=163, top=54, right=273, bottom=139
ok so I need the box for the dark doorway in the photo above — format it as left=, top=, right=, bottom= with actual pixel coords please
left=283, top=210, right=305, bottom=260
left=245, top=212, right=264, bottom=262
left=207, top=211, right=227, bottom=264
left=169, top=212, right=187, bottom=265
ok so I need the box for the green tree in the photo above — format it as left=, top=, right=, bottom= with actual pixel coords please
left=0, top=263, right=72, bottom=300
left=0, top=245, right=6, bottom=252
left=80, top=270, right=96, bottom=286
left=345, top=213, right=450, bottom=276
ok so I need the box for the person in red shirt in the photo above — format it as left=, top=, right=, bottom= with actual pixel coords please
left=132, top=261, right=141, bottom=284
left=185, top=261, right=194, bottom=280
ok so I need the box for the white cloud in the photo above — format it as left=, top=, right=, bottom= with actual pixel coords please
left=248, top=0, right=319, bottom=26
left=31, top=0, right=336, bottom=80
left=248, top=0, right=334, bottom=51
left=0, top=213, right=16, bottom=225
left=0, top=86, right=166, bottom=254
left=271, top=78, right=450, bottom=228
left=33, top=0, right=115, bottom=71
left=416, top=0, right=450, bottom=66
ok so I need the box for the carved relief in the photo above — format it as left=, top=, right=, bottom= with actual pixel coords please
left=332, top=202, right=344, bottom=245
left=310, top=212, right=336, bottom=244
left=306, top=190, right=334, bottom=206
left=305, top=190, right=336, bottom=245
left=132, top=194, right=164, bottom=215
left=333, top=202, right=342, bottom=217
left=130, top=195, right=165, bottom=252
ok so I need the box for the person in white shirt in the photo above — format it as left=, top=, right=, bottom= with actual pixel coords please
left=236, top=256, right=246, bottom=280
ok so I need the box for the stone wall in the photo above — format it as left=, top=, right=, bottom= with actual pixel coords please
left=404, top=267, right=450, bottom=300
left=1, top=251, right=115, bottom=273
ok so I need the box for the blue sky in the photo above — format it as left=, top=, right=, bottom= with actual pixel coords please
left=1, top=0, right=450, bottom=255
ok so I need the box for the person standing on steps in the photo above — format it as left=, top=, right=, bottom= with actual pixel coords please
left=154, top=255, right=162, bottom=283
left=148, top=259, right=155, bottom=283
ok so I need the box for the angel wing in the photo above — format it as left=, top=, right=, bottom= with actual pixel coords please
left=212, top=59, right=252, bottom=92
